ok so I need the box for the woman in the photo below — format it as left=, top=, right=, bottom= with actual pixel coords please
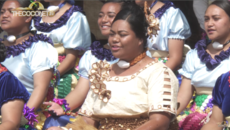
left=201, top=71, right=230, bottom=130
left=135, top=0, right=191, bottom=71
left=48, top=3, right=179, bottom=130
left=177, top=1, right=230, bottom=129
left=32, top=0, right=91, bottom=98
left=42, top=0, right=128, bottom=129
left=0, top=0, right=58, bottom=128
left=0, top=41, right=30, bottom=129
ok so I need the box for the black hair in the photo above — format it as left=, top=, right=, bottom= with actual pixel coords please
left=0, top=0, right=39, bottom=11
left=0, top=42, right=6, bottom=62
left=210, top=0, right=230, bottom=18
left=100, top=0, right=135, bottom=9
left=113, top=3, right=148, bottom=49
left=100, top=0, right=134, bottom=4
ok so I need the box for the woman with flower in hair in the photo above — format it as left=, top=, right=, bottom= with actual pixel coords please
left=32, top=0, right=91, bottom=99
left=0, top=0, right=58, bottom=129
left=135, top=0, right=191, bottom=72
left=42, top=0, right=131, bottom=129
left=0, top=42, right=30, bottom=130
left=46, top=3, right=179, bottom=130
left=177, top=1, right=230, bottom=129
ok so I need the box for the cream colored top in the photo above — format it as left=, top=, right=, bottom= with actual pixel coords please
left=78, top=60, right=179, bottom=120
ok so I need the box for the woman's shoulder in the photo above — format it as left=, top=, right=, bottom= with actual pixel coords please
left=66, top=6, right=86, bottom=23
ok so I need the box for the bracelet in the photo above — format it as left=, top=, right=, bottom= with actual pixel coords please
left=23, top=104, right=38, bottom=127
left=53, top=98, right=71, bottom=112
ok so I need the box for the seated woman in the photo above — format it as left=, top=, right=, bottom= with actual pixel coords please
left=177, top=1, right=230, bottom=130
left=0, top=41, right=30, bottom=129
left=48, top=3, right=179, bottom=130
left=201, top=71, right=230, bottom=130
left=42, top=0, right=129, bottom=129
left=0, top=0, right=58, bottom=128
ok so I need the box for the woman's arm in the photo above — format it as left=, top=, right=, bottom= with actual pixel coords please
left=44, top=77, right=90, bottom=115
left=57, top=49, right=78, bottom=76
left=166, top=39, right=184, bottom=71
left=65, top=77, right=90, bottom=109
left=177, top=77, right=194, bottom=114
left=0, top=100, right=25, bottom=130
left=201, top=105, right=224, bottom=130
left=135, top=112, right=172, bottom=130
left=26, top=69, right=53, bottom=110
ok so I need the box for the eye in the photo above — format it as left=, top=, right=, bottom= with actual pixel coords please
left=109, top=33, right=114, bottom=36
left=98, top=14, right=104, bottom=18
left=108, top=15, right=115, bottom=18
left=120, top=34, right=127, bottom=37
left=213, top=18, right=220, bottom=21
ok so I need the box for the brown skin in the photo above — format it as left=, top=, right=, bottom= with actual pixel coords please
left=47, top=16, right=172, bottom=130
left=70, top=20, right=171, bottom=130
left=42, top=0, right=78, bottom=76
left=0, top=0, right=53, bottom=110
left=135, top=0, right=184, bottom=71
left=201, top=105, right=224, bottom=130
left=43, top=2, right=122, bottom=117
left=177, top=5, right=230, bottom=115
left=0, top=100, right=25, bottom=130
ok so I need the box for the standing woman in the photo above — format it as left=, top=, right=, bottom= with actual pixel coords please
left=177, top=1, right=230, bottom=129
left=0, top=42, right=30, bottom=130
left=135, top=0, right=191, bottom=71
left=32, top=0, right=91, bottom=98
left=0, top=0, right=58, bottom=128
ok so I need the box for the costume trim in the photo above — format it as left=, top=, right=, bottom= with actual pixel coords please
left=90, top=41, right=116, bottom=61
left=33, top=6, right=83, bottom=32
left=195, top=39, right=230, bottom=70
left=154, top=2, right=175, bottom=19
left=6, top=34, right=53, bottom=58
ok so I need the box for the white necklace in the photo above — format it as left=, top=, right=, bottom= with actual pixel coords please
left=117, top=60, right=130, bottom=69
left=212, top=40, right=230, bottom=50
left=117, top=51, right=147, bottom=69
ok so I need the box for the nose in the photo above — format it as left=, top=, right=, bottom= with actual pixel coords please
left=207, top=19, right=214, bottom=27
left=112, top=34, right=119, bottom=43
left=2, top=11, right=10, bottom=18
left=102, top=15, right=108, bottom=23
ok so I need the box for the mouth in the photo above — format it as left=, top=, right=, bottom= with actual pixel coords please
left=101, top=25, right=110, bottom=30
left=207, top=29, right=215, bottom=34
left=111, top=45, right=120, bottom=51
left=1, top=20, right=9, bottom=24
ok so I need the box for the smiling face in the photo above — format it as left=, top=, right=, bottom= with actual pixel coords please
left=98, top=2, right=122, bottom=37
left=205, top=5, right=230, bottom=41
left=108, top=20, right=143, bottom=60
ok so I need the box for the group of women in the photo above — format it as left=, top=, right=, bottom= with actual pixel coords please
left=0, top=0, right=230, bottom=130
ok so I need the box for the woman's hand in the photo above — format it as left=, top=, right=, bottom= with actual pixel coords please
left=43, top=102, right=64, bottom=116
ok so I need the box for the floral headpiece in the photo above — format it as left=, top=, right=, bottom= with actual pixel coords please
left=144, top=1, right=160, bottom=40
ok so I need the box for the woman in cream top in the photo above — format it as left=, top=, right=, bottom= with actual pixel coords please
left=46, top=3, right=179, bottom=130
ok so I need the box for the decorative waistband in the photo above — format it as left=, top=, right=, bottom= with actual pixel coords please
left=97, top=117, right=178, bottom=130
left=98, top=117, right=148, bottom=130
